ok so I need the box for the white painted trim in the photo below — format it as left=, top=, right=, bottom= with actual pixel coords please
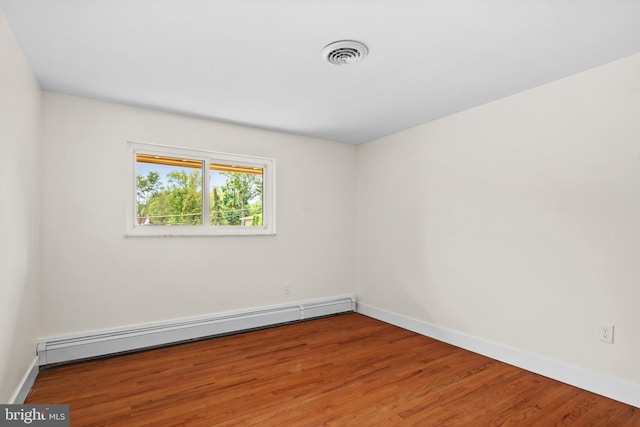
left=9, top=356, right=39, bottom=404
left=38, top=296, right=355, bottom=366
left=357, top=302, right=640, bottom=408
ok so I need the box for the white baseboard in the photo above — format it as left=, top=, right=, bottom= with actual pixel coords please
left=38, top=296, right=355, bottom=366
left=357, top=302, right=640, bottom=408
left=9, top=356, right=39, bottom=404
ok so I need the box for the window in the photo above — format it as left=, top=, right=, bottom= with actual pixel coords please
left=126, top=141, right=275, bottom=236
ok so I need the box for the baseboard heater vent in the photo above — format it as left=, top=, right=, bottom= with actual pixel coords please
left=37, top=296, right=355, bottom=366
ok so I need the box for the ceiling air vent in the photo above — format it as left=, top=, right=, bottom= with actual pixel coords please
left=322, top=40, right=368, bottom=65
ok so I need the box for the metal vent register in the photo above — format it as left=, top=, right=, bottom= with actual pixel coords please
left=322, top=40, right=369, bottom=65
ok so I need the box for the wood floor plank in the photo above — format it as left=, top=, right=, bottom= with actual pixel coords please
left=26, top=313, right=638, bottom=426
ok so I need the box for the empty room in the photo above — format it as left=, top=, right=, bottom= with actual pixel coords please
left=1, top=1, right=639, bottom=425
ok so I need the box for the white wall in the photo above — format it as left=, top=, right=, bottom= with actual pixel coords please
left=356, top=53, right=640, bottom=385
left=40, top=93, right=356, bottom=337
left=0, top=10, right=41, bottom=402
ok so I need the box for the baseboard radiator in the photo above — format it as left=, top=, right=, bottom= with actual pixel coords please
left=37, top=296, right=355, bottom=366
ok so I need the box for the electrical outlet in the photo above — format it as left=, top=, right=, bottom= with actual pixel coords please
left=284, top=282, right=291, bottom=294
left=598, top=323, right=614, bottom=344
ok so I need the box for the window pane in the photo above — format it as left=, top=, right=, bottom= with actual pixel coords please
left=210, top=163, right=263, bottom=226
left=136, top=154, right=203, bottom=225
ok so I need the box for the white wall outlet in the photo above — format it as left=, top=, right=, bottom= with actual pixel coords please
left=284, top=282, right=291, bottom=294
left=598, top=323, right=614, bottom=344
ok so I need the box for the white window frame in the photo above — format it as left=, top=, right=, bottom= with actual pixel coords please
left=125, top=141, right=276, bottom=237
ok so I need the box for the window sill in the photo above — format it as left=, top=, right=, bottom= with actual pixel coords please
left=124, top=226, right=276, bottom=237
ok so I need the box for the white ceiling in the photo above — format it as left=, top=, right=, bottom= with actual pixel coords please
left=2, top=1, right=640, bottom=144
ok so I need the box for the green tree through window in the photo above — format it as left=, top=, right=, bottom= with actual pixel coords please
left=136, top=154, right=263, bottom=227
left=211, top=171, right=262, bottom=226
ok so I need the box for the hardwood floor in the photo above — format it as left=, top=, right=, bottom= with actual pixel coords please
left=26, top=313, right=638, bottom=426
